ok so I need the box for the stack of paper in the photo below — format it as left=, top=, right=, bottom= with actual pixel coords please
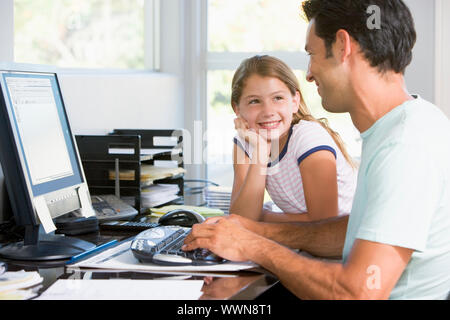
left=0, top=270, right=43, bottom=300
left=141, top=184, right=180, bottom=208
left=203, top=186, right=232, bottom=214
left=109, top=165, right=186, bottom=187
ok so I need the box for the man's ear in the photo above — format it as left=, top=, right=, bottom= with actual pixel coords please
left=334, top=29, right=352, bottom=63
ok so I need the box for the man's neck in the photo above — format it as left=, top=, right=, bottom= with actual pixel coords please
left=348, top=70, right=414, bottom=133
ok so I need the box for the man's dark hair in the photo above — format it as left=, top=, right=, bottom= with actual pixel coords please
left=302, top=0, right=416, bottom=74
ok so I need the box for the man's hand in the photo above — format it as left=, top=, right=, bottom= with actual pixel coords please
left=226, top=213, right=263, bottom=234
left=182, top=215, right=264, bottom=262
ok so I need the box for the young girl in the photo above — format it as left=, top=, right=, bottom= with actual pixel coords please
left=230, top=55, right=356, bottom=222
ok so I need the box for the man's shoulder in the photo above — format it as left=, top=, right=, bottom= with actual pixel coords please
left=403, top=96, right=447, bottom=123
left=402, top=97, right=450, bottom=144
left=367, top=97, right=449, bottom=148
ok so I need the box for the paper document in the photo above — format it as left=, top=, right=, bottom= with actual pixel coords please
left=0, top=270, right=43, bottom=300
left=36, top=279, right=203, bottom=300
left=108, top=148, right=181, bottom=156
left=68, top=240, right=257, bottom=273
left=141, top=184, right=181, bottom=208
left=0, top=270, right=43, bottom=292
left=109, top=165, right=185, bottom=184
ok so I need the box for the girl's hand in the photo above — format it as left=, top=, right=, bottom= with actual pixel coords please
left=234, top=117, right=271, bottom=163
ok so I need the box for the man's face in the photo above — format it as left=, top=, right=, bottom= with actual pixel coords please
left=304, top=20, right=348, bottom=113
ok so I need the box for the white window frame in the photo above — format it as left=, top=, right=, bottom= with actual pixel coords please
left=181, top=0, right=208, bottom=181
left=0, top=0, right=14, bottom=62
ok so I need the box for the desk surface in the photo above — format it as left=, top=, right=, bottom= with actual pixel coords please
left=0, top=224, right=278, bottom=300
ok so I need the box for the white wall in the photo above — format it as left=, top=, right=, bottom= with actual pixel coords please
left=404, top=0, right=435, bottom=103
left=435, top=0, right=450, bottom=118
left=59, top=72, right=184, bottom=135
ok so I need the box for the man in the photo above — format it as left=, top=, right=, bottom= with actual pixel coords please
left=183, top=0, right=450, bottom=299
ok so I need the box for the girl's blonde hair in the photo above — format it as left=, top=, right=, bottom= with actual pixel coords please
left=231, top=55, right=355, bottom=167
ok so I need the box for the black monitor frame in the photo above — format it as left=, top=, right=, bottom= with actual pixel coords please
left=0, top=68, right=95, bottom=262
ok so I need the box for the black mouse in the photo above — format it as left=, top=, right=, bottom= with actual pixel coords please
left=158, top=209, right=206, bottom=227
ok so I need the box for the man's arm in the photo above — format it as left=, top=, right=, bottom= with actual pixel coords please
left=183, top=218, right=413, bottom=299
left=247, top=237, right=412, bottom=299
left=235, top=214, right=349, bottom=258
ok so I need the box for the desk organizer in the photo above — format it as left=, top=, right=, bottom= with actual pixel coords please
left=75, top=129, right=184, bottom=213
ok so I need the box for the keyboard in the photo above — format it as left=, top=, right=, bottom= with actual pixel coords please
left=130, top=225, right=225, bottom=266
left=100, top=220, right=159, bottom=231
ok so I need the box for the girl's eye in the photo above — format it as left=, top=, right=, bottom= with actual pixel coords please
left=275, top=96, right=284, bottom=101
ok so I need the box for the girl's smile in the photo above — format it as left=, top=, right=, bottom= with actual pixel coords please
left=257, top=119, right=282, bottom=130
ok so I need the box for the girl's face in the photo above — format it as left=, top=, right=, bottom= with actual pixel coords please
left=234, top=74, right=300, bottom=141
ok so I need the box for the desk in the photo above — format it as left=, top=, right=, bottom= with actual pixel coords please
left=0, top=224, right=278, bottom=300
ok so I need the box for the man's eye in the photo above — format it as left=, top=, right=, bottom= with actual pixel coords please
left=249, top=99, right=259, bottom=104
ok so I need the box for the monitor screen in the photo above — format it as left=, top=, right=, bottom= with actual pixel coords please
left=0, top=72, right=83, bottom=196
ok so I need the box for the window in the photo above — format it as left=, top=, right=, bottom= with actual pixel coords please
left=13, top=0, right=158, bottom=70
left=206, top=0, right=361, bottom=187
left=208, top=0, right=307, bottom=52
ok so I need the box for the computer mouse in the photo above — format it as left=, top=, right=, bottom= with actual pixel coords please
left=158, top=209, right=206, bottom=228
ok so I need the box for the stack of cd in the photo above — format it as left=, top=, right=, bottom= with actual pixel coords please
left=203, top=186, right=232, bottom=214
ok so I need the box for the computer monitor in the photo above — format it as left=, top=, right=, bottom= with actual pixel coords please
left=0, top=69, right=96, bottom=261
left=0, top=164, right=12, bottom=224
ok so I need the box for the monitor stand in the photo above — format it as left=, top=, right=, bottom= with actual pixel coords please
left=0, top=224, right=96, bottom=261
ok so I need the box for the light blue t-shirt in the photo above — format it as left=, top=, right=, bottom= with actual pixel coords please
left=342, top=96, right=450, bottom=300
